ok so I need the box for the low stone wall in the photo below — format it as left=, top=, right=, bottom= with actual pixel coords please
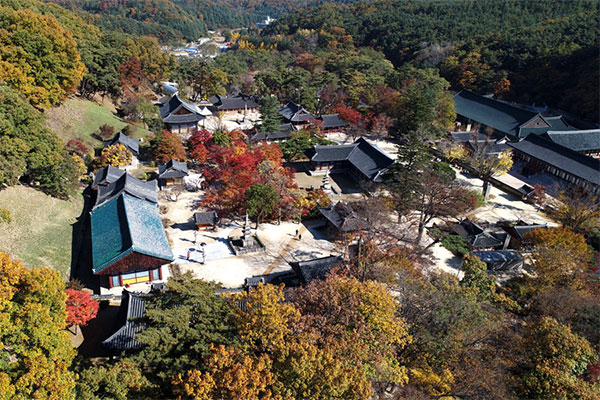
left=229, top=235, right=267, bottom=256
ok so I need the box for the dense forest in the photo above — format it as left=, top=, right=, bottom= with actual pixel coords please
left=265, top=0, right=600, bottom=120
left=0, top=0, right=599, bottom=399
left=44, top=0, right=366, bottom=42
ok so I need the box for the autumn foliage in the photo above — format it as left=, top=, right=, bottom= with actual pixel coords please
left=94, top=143, right=132, bottom=169
left=66, top=139, right=88, bottom=157
left=0, top=252, right=75, bottom=399
left=201, top=139, right=298, bottom=219
left=152, top=130, right=186, bottom=163
left=187, top=129, right=213, bottom=163
left=335, top=105, right=362, bottom=124
left=192, top=279, right=410, bottom=399
left=525, top=227, right=593, bottom=289
left=65, top=288, right=99, bottom=327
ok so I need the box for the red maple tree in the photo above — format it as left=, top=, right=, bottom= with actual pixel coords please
left=335, top=105, right=362, bottom=125
left=65, top=289, right=99, bottom=327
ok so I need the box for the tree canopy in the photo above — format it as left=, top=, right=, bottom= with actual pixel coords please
left=0, top=252, right=75, bottom=399
left=0, top=84, right=78, bottom=198
left=0, top=5, right=85, bottom=107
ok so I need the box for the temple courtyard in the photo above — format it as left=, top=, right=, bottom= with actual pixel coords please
left=161, top=191, right=339, bottom=288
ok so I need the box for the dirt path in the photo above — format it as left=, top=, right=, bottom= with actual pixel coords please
left=261, top=225, right=308, bottom=275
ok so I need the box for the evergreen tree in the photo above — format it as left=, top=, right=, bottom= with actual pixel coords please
left=245, top=183, right=280, bottom=225
left=131, top=273, right=238, bottom=397
left=0, top=84, right=78, bottom=198
left=259, top=95, right=281, bottom=136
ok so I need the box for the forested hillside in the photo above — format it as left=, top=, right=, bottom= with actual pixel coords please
left=266, top=0, right=600, bottom=120
left=44, top=0, right=366, bottom=42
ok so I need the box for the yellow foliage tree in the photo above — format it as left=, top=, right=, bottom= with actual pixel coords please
left=462, top=133, right=513, bottom=199
left=0, top=7, right=85, bottom=107
left=525, top=227, right=593, bottom=289
left=95, top=143, right=132, bottom=169
left=173, top=345, right=274, bottom=400
left=0, top=252, right=75, bottom=399
left=234, top=283, right=299, bottom=355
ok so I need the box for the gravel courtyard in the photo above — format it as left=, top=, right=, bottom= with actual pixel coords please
left=160, top=190, right=338, bottom=288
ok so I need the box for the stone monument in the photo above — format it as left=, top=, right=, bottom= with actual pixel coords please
left=321, top=168, right=333, bottom=194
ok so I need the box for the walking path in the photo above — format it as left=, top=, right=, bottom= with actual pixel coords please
left=262, top=225, right=308, bottom=275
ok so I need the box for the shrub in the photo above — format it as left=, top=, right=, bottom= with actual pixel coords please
left=98, top=124, right=115, bottom=140
left=441, top=234, right=470, bottom=257
left=0, top=208, right=11, bottom=224
left=468, top=189, right=486, bottom=208
left=66, top=139, right=88, bottom=157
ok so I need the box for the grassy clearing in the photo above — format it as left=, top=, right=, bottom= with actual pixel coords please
left=44, top=97, right=153, bottom=150
left=0, top=186, right=83, bottom=278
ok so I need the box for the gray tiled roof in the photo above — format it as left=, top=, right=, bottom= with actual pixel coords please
left=319, top=201, right=366, bottom=232
left=209, top=93, right=259, bottom=110
left=453, top=220, right=503, bottom=249
left=453, top=90, right=576, bottom=139
left=104, top=132, right=140, bottom=156
left=158, top=160, right=188, bottom=179
left=279, top=101, right=316, bottom=122
left=450, top=131, right=492, bottom=143
left=305, top=144, right=356, bottom=162
left=508, top=134, right=600, bottom=186
left=92, top=166, right=125, bottom=189
left=305, top=138, right=394, bottom=181
left=320, top=114, right=349, bottom=129
left=543, top=130, right=600, bottom=152
left=471, top=250, right=524, bottom=271
left=505, top=223, right=548, bottom=240
left=102, top=290, right=146, bottom=350
left=454, top=90, right=537, bottom=137
left=159, top=94, right=202, bottom=119
left=94, top=173, right=158, bottom=208
left=194, top=211, right=218, bottom=225
left=163, top=113, right=203, bottom=124
left=347, top=138, right=395, bottom=181
left=289, top=255, right=343, bottom=285
left=252, top=123, right=295, bottom=141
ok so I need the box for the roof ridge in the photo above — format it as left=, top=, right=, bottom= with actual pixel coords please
left=519, top=113, right=547, bottom=128
left=355, top=138, right=394, bottom=160
left=547, top=129, right=600, bottom=134
left=121, top=193, right=137, bottom=255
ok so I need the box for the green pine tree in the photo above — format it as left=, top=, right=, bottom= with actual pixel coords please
left=259, top=95, right=281, bottom=136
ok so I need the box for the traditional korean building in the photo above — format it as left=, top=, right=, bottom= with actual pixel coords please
left=319, top=201, right=366, bottom=235
left=103, top=132, right=140, bottom=170
left=319, top=114, right=348, bottom=134
left=208, top=93, right=259, bottom=115
left=453, top=90, right=577, bottom=139
left=304, top=138, right=394, bottom=184
left=193, top=211, right=218, bottom=231
left=541, top=129, right=600, bottom=158
left=91, top=169, right=158, bottom=208
left=508, top=134, right=600, bottom=194
left=157, top=160, right=188, bottom=187
left=91, top=165, right=125, bottom=189
left=500, top=221, right=548, bottom=250
left=90, top=185, right=173, bottom=288
left=289, top=255, right=344, bottom=285
left=250, top=123, right=296, bottom=142
left=452, top=219, right=505, bottom=250
left=159, top=94, right=205, bottom=137
left=471, top=250, right=524, bottom=272
left=102, top=289, right=147, bottom=350
left=279, top=101, right=316, bottom=127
